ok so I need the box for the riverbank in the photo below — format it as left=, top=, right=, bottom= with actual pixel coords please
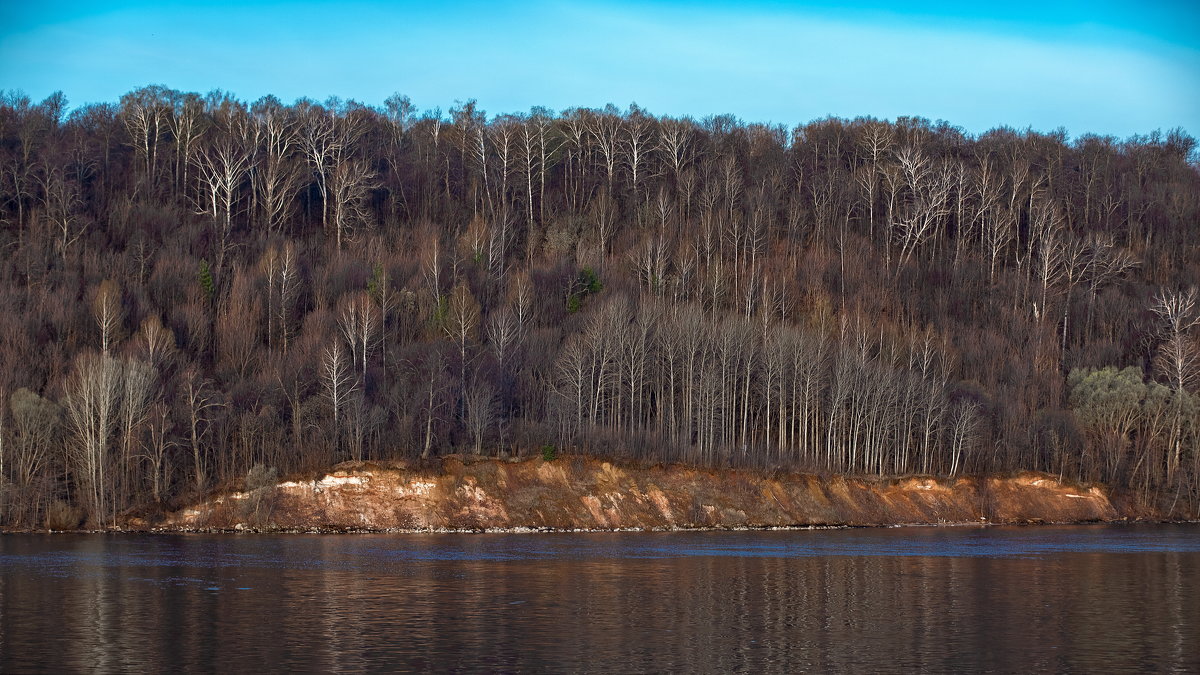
left=106, top=455, right=1179, bottom=533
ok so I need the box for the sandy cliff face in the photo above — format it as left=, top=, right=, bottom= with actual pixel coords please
left=160, top=455, right=1156, bottom=531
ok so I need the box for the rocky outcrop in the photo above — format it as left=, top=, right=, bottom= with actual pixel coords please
left=156, top=455, right=1165, bottom=532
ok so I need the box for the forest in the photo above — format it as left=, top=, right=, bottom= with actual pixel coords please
left=0, top=86, right=1197, bottom=527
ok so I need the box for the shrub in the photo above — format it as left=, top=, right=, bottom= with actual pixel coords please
left=44, top=500, right=85, bottom=530
left=541, top=445, right=558, bottom=462
left=240, top=464, right=279, bottom=527
left=245, top=463, right=279, bottom=492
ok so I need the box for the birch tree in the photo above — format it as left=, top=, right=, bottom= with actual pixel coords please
left=321, top=339, right=357, bottom=457
left=63, top=353, right=123, bottom=525
left=1151, top=287, right=1200, bottom=479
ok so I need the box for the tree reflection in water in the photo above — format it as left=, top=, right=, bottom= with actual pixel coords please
left=1, top=526, right=1198, bottom=672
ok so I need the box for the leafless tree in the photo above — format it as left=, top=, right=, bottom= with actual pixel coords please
left=62, top=353, right=123, bottom=525
left=892, top=146, right=954, bottom=275
left=444, top=282, right=481, bottom=396
left=321, top=339, right=357, bottom=457
left=260, top=242, right=301, bottom=352
left=118, top=357, right=156, bottom=508
left=193, top=126, right=251, bottom=272
left=419, top=351, right=448, bottom=459
left=168, top=90, right=205, bottom=200
left=6, top=388, right=62, bottom=524
left=328, top=156, right=377, bottom=249
left=1151, top=287, right=1200, bottom=478
left=120, top=85, right=168, bottom=195
left=486, top=309, right=521, bottom=372
left=92, top=280, right=123, bottom=356
left=339, top=291, right=381, bottom=379
left=251, top=97, right=304, bottom=232
left=141, top=402, right=175, bottom=503
left=136, top=315, right=175, bottom=369
left=948, top=400, right=981, bottom=476
left=464, top=375, right=495, bottom=455
left=621, top=106, right=654, bottom=204
left=182, top=369, right=223, bottom=492
left=38, top=166, right=85, bottom=261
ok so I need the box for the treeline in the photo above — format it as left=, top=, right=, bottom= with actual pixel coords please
left=0, top=86, right=1198, bottom=527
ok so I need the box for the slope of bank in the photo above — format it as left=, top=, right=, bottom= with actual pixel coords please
left=150, top=455, right=1175, bottom=532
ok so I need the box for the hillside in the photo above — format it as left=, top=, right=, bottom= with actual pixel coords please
left=1, top=88, right=1199, bottom=528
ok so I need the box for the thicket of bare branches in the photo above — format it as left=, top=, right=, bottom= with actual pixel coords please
left=1, top=86, right=1198, bottom=526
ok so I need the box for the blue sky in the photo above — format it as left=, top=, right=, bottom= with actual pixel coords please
left=1, top=0, right=1197, bottom=138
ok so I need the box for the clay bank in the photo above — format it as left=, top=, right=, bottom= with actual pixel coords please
left=151, top=455, right=1175, bottom=532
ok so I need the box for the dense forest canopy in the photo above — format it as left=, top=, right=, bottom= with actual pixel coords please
left=1, top=86, right=1198, bottom=527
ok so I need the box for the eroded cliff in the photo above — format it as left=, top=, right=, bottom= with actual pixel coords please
left=156, top=455, right=1166, bottom=532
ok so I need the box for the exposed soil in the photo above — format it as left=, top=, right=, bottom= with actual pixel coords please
left=144, top=455, right=1179, bottom=532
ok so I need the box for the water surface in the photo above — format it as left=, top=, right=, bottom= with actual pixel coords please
left=2, top=525, right=1198, bottom=672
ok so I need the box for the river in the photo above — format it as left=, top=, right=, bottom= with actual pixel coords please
left=2, top=525, right=1198, bottom=672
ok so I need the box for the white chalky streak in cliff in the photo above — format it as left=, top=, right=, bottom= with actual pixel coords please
left=317, top=475, right=367, bottom=488
left=401, top=481, right=436, bottom=497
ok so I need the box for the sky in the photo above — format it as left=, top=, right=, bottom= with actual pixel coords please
left=1, top=0, right=1198, bottom=139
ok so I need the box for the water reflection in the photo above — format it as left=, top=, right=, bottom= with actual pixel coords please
left=2, top=526, right=1198, bottom=672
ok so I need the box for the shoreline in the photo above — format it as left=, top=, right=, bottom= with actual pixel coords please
left=8, top=517, right=1199, bottom=536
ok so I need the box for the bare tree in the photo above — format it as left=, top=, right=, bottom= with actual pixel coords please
left=38, top=166, right=85, bottom=261
left=892, top=146, right=954, bottom=275
left=118, top=357, right=156, bottom=509
left=621, top=105, right=654, bottom=204
left=464, top=375, right=495, bottom=455
left=328, top=157, right=377, bottom=249
left=120, top=85, right=168, bottom=195
left=855, top=121, right=892, bottom=239
left=260, top=242, right=301, bottom=352
left=92, top=280, right=123, bottom=356
left=345, top=391, right=382, bottom=462
left=168, top=90, right=205, bottom=200
left=142, top=402, right=174, bottom=503
left=62, top=353, right=123, bottom=525
left=517, top=111, right=556, bottom=226
left=658, top=117, right=698, bottom=196
left=1030, top=200, right=1066, bottom=325
left=1081, top=234, right=1138, bottom=341
left=981, top=204, right=1015, bottom=286
left=193, top=120, right=251, bottom=272
left=1151, top=288, right=1200, bottom=393
left=443, top=282, right=481, bottom=397
left=7, top=388, right=62, bottom=525
left=339, top=291, right=380, bottom=378
left=182, top=369, right=223, bottom=492
left=321, top=339, right=357, bottom=457
left=136, top=315, right=176, bottom=370
left=299, top=102, right=337, bottom=230
left=948, top=400, right=981, bottom=476
left=368, top=262, right=398, bottom=356
left=486, top=309, right=521, bottom=372
left=251, top=96, right=304, bottom=232
left=418, top=350, right=448, bottom=459
left=1151, top=287, right=1200, bottom=479
left=553, top=337, right=589, bottom=443
left=511, top=271, right=533, bottom=328
left=586, top=106, right=621, bottom=196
